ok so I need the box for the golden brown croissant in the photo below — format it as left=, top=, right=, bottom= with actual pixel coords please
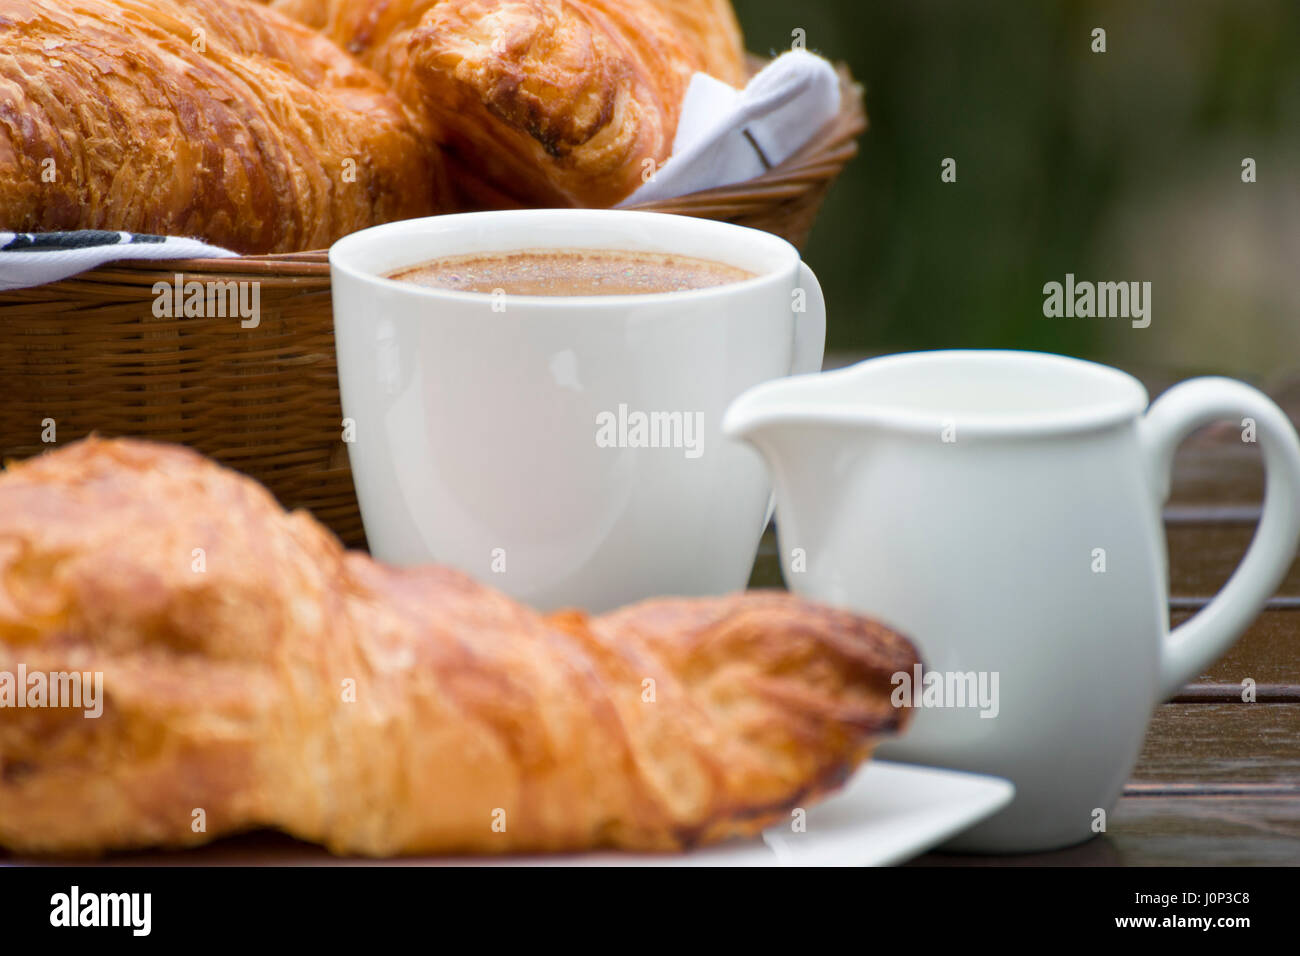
left=0, top=438, right=917, bottom=857
left=272, top=0, right=746, bottom=86
left=270, top=0, right=726, bottom=207
left=641, top=0, right=746, bottom=87
left=0, top=0, right=443, bottom=254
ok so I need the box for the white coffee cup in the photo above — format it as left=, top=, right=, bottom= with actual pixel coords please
left=330, top=210, right=825, bottom=611
left=724, top=350, right=1300, bottom=852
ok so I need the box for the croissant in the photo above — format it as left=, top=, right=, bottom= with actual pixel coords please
left=271, top=0, right=747, bottom=86
left=0, top=0, right=444, bottom=254
left=0, top=438, right=917, bottom=857
left=270, top=0, right=736, bottom=207
left=640, top=0, right=747, bottom=87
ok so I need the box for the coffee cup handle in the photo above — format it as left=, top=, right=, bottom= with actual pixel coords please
left=759, top=263, right=828, bottom=529
left=792, top=263, right=827, bottom=378
left=1140, top=378, right=1300, bottom=700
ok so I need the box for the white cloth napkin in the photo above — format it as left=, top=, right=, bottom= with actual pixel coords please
left=0, top=231, right=237, bottom=292
left=0, top=51, right=841, bottom=291
left=620, top=50, right=842, bottom=206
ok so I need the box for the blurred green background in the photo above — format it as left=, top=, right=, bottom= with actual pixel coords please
left=733, top=0, right=1300, bottom=378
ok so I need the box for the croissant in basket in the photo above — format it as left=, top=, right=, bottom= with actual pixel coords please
left=271, top=0, right=746, bottom=87
left=0, top=438, right=918, bottom=857
left=0, top=0, right=445, bottom=254
left=271, top=0, right=747, bottom=208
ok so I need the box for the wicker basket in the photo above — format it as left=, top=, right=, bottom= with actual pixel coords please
left=0, top=64, right=865, bottom=548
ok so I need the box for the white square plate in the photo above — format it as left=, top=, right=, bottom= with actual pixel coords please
left=459, top=761, right=1014, bottom=867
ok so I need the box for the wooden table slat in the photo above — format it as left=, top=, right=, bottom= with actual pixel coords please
left=1170, top=683, right=1300, bottom=703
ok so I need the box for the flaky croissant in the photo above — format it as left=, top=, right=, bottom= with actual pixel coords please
left=272, top=0, right=746, bottom=86
left=271, top=0, right=736, bottom=207
left=0, top=438, right=917, bottom=857
left=641, top=0, right=746, bottom=87
left=0, top=0, right=444, bottom=254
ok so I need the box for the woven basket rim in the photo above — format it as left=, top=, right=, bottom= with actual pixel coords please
left=97, top=59, right=865, bottom=276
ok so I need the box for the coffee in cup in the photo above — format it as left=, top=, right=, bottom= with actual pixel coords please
left=387, top=248, right=756, bottom=297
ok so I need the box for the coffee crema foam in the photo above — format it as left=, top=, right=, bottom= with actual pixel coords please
left=388, top=248, right=755, bottom=296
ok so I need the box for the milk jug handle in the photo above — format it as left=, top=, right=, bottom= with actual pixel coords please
left=1140, top=378, right=1300, bottom=700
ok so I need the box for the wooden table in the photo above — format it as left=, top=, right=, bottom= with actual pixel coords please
left=748, top=357, right=1300, bottom=866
